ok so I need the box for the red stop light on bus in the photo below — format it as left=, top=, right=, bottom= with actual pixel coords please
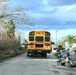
left=45, top=32, right=50, bottom=36
left=29, top=31, right=34, bottom=35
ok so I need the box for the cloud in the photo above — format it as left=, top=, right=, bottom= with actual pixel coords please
left=48, top=0, right=76, bottom=6
left=8, top=0, right=41, bottom=11
left=8, top=0, right=76, bottom=30
left=28, top=3, right=76, bottom=30
left=6, top=0, right=76, bottom=42
left=8, top=0, right=76, bottom=12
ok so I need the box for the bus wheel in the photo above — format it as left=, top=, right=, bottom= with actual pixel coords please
left=44, top=53, right=47, bottom=57
left=42, top=53, right=47, bottom=57
left=27, top=52, right=29, bottom=57
left=27, top=53, right=29, bottom=57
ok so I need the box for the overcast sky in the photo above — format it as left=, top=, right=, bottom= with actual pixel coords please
left=7, top=0, right=76, bottom=42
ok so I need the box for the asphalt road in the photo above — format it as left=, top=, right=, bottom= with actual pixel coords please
left=0, top=53, right=76, bottom=75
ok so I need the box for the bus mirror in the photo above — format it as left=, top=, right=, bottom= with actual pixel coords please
left=51, top=42, right=55, bottom=45
left=54, top=48, right=57, bottom=50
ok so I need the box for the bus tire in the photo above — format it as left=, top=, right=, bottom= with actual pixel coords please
left=42, top=53, right=47, bottom=57
left=27, top=51, right=29, bottom=57
left=44, top=53, right=47, bottom=57
left=27, top=53, right=29, bottom=57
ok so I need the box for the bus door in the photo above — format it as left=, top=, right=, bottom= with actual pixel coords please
left=35, top=31, right=44, bottom=50
left=35, top=36, right=44, bottom=49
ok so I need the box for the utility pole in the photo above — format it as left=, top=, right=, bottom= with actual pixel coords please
left=56, top=29, right=58, bottom=45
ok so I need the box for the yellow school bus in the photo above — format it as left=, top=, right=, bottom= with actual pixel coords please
left=27, top=30, right=52, bottom=57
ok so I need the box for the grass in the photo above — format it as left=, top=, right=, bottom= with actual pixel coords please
left=0, top=50, right=26, bottom=62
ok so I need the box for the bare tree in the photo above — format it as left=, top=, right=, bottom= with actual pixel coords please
left=0, top=0, right=34, bottom=26
left=0, top=0, right=34, bottom=38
